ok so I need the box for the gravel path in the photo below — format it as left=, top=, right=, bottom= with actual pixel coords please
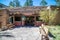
left=0, top=27, right=41, bottom=40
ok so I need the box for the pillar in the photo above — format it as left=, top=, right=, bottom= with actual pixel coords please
left=1, top=10, right=7, bottom=29
left=21, top=16, right=25, bottom=26
left=34, top=16, right=36, bottom=26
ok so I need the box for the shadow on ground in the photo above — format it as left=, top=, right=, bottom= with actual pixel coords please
left=0, top=32, right=14, bottom=38
left=48, top=31, right=55, bottom=38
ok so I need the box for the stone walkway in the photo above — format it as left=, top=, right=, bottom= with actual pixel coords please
left=0, top=27, right=41, bottom=40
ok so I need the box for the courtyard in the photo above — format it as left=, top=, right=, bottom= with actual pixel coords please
left=0, top=27, right=41, bottom=40
left=0, top=26, right=54, bottom=40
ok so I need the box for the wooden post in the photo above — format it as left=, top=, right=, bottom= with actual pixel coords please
left=21, top=16, right=25, bottom=26
left=34, top=16, right=36, bottom=26
left=13, top=15, right=15, bottom=24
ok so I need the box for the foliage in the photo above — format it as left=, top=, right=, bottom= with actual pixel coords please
left=39, top=9, right=58, bottom=25
left=49, top=9, right=58, bottom=25
left=54, top=9, right=60, bottom=25
left=28, top=0, right=33, bottom=6
left=13, top=0, right=21, bottom=7
left=9, top=0, right=21, bottom=7
left=39, top=9, right=49, bottom=23
left=24, top=0, right=28, bottom=6
left=55, top=0, right=60, bottom=6
left=9, top=1, right=15, bottom=7
left=40, top=0, right=47, bottom=6
left=24, top=0, right=33, bottom=6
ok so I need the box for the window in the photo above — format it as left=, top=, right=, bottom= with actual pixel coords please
left=15, top=17, right=21, bottom=21
left=9, top=17, right=13, bottom=23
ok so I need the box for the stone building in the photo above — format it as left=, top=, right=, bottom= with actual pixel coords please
left=0, top=6, right=60, bottom=29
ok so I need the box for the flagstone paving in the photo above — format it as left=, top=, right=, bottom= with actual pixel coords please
left=0, top=27, right=41, bottom=40
left=0, top=26, right=53, bottom=40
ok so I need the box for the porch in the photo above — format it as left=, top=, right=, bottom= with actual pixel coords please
left=9, top=14, right=42, bottom=26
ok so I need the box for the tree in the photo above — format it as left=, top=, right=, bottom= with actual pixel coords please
left=39, top=8, right=58, bottom=25
left=49, top=9, right=58, bottom=25
left=24, top=0, right=28, bottom=6
left=24, top=0, right=33, bottom=6
left=40, top=0, right=47, bottom=6
left=55, top=0, right=60, bottom=6
left=9, top=0, right=21, bottom=7
left=9, top=1, right=15, bottom=7
left=13, top=0, right=21, bottom=7
left=39, top=9, right=49, bottom=24
left=28, top=0, right=33, bottom=6
left=54, top=8, right=60, bottom=25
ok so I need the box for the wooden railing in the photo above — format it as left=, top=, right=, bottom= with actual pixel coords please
left=39, top=25, right=49, bottom=40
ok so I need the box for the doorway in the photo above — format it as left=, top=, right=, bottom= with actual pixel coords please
left=0, top=22, right=2, bottom=28
left=9, top=17, right=13, bottom=24
left=25, top=16, right=35, bottom=26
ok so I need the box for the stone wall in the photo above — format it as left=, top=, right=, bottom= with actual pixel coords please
left=0, top=9, right=9, bottom=29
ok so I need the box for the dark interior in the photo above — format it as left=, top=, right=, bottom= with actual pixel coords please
left=25, top=16, right=35, bottom=26
left=15, top=16, right=21, bottom=21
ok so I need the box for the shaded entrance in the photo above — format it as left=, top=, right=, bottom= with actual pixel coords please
left=14, top=16, right=22, bottom=26
left=25, top=16, right=35, bottom=26
left=0, top=22, right=2, bottom=28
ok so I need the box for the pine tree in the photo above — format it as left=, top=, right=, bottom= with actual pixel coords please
left=40, top=0, right=47, bottom=6
left=24, top=0, right=29, bottom=6
left=28, top=0, right=33, bottom=6
left=24, top=0, right=33, bottom=6
left=13, top=0, right=21, bottom=7
left=9, top=1, right=15, bottom=7
left=55, top=0, right=60, bottom=6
